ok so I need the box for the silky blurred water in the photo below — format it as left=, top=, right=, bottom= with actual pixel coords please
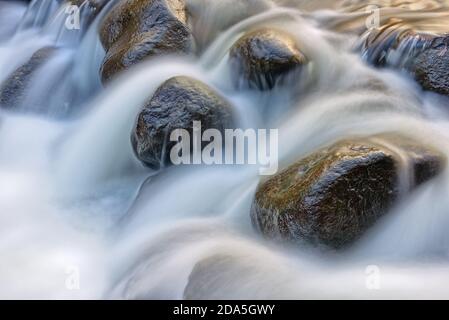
left=1, top=0, right=449, bottom=299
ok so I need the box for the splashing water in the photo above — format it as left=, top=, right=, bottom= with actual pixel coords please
left=2, top=0, right=449, bottom=299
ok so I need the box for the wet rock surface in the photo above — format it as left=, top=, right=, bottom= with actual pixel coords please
left=359, top=22, right=449, bottom=97
left=69, top=0, right=111, bottom=10
left=99, top=0, right=195, bottom=82
left=410, top=36, right=449, bottom=97
left=131, top=76, right=235, bottom=170
left=183, top=254, right=253, bottom=300
left=0, top=47, right=56, bottom=109
left=230, top=28, right=307, bottom=90
left=251, top=134, right=445, bottom=249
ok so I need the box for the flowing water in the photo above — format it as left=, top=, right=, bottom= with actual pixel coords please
left=2, top=0, right=449, bottom=299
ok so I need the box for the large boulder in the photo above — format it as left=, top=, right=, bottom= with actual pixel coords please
left=251, top=134, right=445, bottom=249
left=99, top=0, right=195, bottom=83
left=229, top=28, right=308, bottom=90
left=0, top=47, right=56, bottom=109
left=131, top=76, right=235, bottom=170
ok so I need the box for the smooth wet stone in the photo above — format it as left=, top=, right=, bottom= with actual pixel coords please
left=251, top=134, right=445, bottom=249
left=99, top=0, right=195, bottom=83
left=359, top=22, right=449, bottom=97
left=229, top=28, right=307, bottom=90
left=187, top=0, right=272, bottom=50
left=183, top=253, right=297, bottom=300
left=0, top=47, right=56, bottom=109
left=410, top=36, right=449, bottom=97
left=63, top=0, right=111, bottom=28
left=184, top=255, right=250, bottom=300
left=131, top=76, right=235, bottom=170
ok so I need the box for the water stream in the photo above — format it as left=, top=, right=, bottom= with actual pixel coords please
left=1, top=0, right=449, bottom=299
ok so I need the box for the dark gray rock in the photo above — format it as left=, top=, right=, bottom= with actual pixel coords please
left=411, top=36, right=449, bottom=97
left=251, top=134, right=445, bottom=249
left=131, top=76, right=235, bottom=169
left=99, top=0, right=195, bottom=83
left=359, top=26, right=449, bottom=97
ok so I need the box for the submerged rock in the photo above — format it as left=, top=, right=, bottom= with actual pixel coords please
left=63, top=0, right=111, bottom=28
left=184, top=253, right=297, bottom=300
left=0, top=47, right=56, bottom=109
left=251, top=134, right=445, bottom=249
left=359, top=23, right=449, bottom=97
left=229, top=29, right=307, bottom=90
left=131, top=76, right=234, bottom=169
left=99, top=0, right=195, bottom=83
left=184, top=254, right=252, bottom=300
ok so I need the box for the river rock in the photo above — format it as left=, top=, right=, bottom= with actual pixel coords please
left=64, top=0, right=111, bottom=28
left=409, top=36, right=449, bottom=97
left=99, top=0, right=195, bottom=83
left=0, top=47, right=56, bottom=109
left=131, top=76, right=235, bottom=169
left=251, top=134, right=445, bottom=249
left=359, top=24, right=449, bottom=97
left=229, top=28, right=307, bottom=90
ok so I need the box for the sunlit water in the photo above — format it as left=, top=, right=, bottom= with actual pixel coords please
left=1, top=0, right=449, bottom=299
